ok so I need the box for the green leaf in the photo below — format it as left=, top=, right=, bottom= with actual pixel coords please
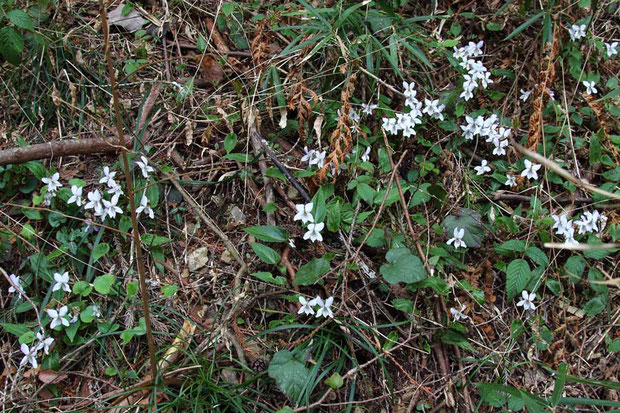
left=583, top=296, right=606, bottom=316
left=268, top=350, right=310, bottom=401
left=252, top=271, right=287, bottom=286
left=506, top=259, right=531, bottom=300
left=224, top=133, right=237, bottom=153
left=244, top=225, right=288, bottom=243
left=526, top=246, right=549, bottom=266
left=552, top=363, right=568, bottom=407
left=73, top=280, right=93, bottom=296
left=440, top=329, right=473, bottom=351
left=222, top=153, right=254, bottom=162
left=380, top=247, right=426, bottom=284
left=93, top=274, right=115, bottom=295
left=504, top=12, right=544, bottom=40
left=442, top=208, right=485, bottom=248
left=65, top=320, right=80, bottom=342
left=324, top=372, right=344, bottom=389
left=92, top=242, right=109, bottom=263
left=161, top=284, right=179, bottom=297
left=196, top=35, right=207, bottom=52
left=326, top=200, right=341, bottom=232
left=0, top=323, right=29, bottom=337
left=294, top=258, right=330, bottom=286
left=7, top=9, right=34, bottom=31
left=392, top=298, right=413, bottom=314
left=495, top=239, right=527, bottom=255
left=250, top=242, right=281, bottom=265
left=564, top=256, right=585, bottom=281
left=80, top=305, right=97, bottom=323
left=140, top=234, right=172, bottom=246
left=126, top=281, right=138, bottom=297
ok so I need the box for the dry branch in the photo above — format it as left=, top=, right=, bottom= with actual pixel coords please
left=0, top=137, right=131, bottom=166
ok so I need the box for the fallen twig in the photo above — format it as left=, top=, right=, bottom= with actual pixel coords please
left=0, top=137, right=131, bottom=166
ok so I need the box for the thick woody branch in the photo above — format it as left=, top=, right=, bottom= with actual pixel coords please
left=0, top=137, right=131, bottom=166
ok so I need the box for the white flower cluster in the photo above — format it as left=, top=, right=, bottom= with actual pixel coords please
left=301, top=146, right=327, bottom=169
left=382, top=81, right=444, bottom=137
left=41, top=172, right=62, bottom=206
left=298, top=295, right=334, bottom=318
left=460, top=113, right=511, bottom=156
left=19, top=332, right=55, bottom=369
left=568, top=24, right=587, bottom=41
left=551, top=210, right=607, bottom=245
left=46, top=156, right=156, bottom=226
left=453, top=40, right=493, bottom=101
left=294, top=202, right=324, bottom=243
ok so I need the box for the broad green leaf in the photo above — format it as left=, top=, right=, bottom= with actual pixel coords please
left=268, top=350, right=310, bottom=401
left=92, top=243, right=109, bottom=263
left=73, top=280, right=93, bottom=296
left=442, top=208, right=485, bottom=248
left=244, top=225, right=288, bottom=243
left=564, top=256, right=585, bottom=281
left=506, top=259, right=531, bottom=300
left=294, top=258, right=330, bottom=286
left=583, top=296, right=606, bottom=316
left=80, top=306, right=97, bottom=323
left=0, top=25, right=24, bottom=64
left=380, top=247, right=426, bottom=284
left=161, top=284, right=179, bottom=297
left=0, top=323, right=29, bottom=337
left=141, top=234, right=172, bottom=246
left=93, top=274, right=115, bottom=295
left=250, top=242, right=281, bottom=265
left=252, top=271, right=287, bottom=286
left=126, top=281, right=138, bottom=297
left=7, top=9, right=34, bottom=31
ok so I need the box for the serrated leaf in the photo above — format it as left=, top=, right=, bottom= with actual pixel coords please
left=506, top=259, right=531, bottom=300
left=0, top=25, right=25, bottom=65
left=380, top=247, right=426, bottom=284
left=244, top=225, right=288, bottom=243
left=564, top=256, right=585, bottom=281
left=268, top=350, right=310, bottom=401
left=294, top=258, right=330, bottom=286
left=7, top=9, right=34, bottom=31
left=250, top=242, right=281, bottom=265
left=526, top=246, right=549, bottom=266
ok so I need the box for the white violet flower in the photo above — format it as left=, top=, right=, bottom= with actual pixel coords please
left=293, top=202, right=314, bottom=224
left=303, top=222, right=324, bottom=243
left=517, top=290, right=536, bottom=311
left=361, top=146, right=371, bottom=162
left=450, top=305, right=469, bottom=321
left=301, top=146, right=315, bottom=164
left=102, top=196, right=123, bottom=220
left=35, top=332, right=54, bottom=355
left=20, top=343, right=38, bottom=369
left=447, top=227, right=467, bottom=249
left=361, top=103, right=378, bottom=115
left=67, top=185, right=83, bottom=206
left=298, top=296, right=315, bottom=315
left=605, top=41, right=618, bottom=58
left=505, top=174, right=517, bottom=187
left=135, top=156, right=155, bottom=179
left=312, top=296, right=334, bottom=318
left=42, top=172, right=62, bottom=193
left=474, top=160, right=491, bottom=175
left=422, top=99, right=445, bottom=120
left=8, top=274, right=24, bottom=295
left=582, top=80, right=597, bottom=95
left=310, top=151, right=326, bottom=168
left=52, top=271, right=71, bottom=293
left=568, top=24, right=586, bottom=41
left=47, top=306, right=70, bottom=329
left=84, top=190, right=104, bottom=216
left=136, top=195, right=154, bottom=219
left=519, top=89, right=532, bottom=102
left=521, top=159, right=542, bottom=180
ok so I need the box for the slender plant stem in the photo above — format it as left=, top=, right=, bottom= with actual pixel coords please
left=98, top=0, right=158, bottom=380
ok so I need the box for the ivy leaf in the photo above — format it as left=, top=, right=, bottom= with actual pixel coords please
left=506, top=259, right=531, bottom=300
left=244, top=226, right=289, bottom=243
left=268, top=350, right=310, bottom=401
left=442, top=208, right=485, bottom=248
left=380, top=247, right=426, bottom=284
left=250, top=242, right=281, bottom=265
left=294, top=258, right=330, bottom=286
